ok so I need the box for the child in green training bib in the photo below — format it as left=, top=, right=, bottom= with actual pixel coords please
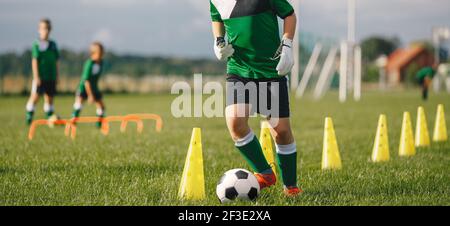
left=26, top=18, right=60, bottom=125
left=71, top=42, right=106, bottom=128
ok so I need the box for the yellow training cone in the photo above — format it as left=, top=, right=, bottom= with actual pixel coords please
left=322, top=117, right=342, bottom=170
left=260, top=121, right=277, bottom=177
left=372, top=114, right=390, bottom=162
left=399, top=112, right=416, bottom=157
left=415, top=106, right=430, bottom=147
left=433, top=104, right=448, bottom=142
left=178, top=128, right=205, bottom=200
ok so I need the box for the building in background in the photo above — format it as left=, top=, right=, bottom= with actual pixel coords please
left=386, top=45, right=434, bottom=86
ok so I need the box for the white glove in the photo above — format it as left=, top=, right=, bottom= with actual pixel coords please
left=214, top=37, right=234, bottom=61
left=275, top=38, right=294, bottom=76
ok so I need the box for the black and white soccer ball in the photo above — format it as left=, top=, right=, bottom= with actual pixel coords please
left=216, top=169, right=260, bottom=203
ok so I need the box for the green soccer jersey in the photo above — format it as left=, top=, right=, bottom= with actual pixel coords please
left=32, top=39, right=59, bottom=81
left=416, top=67, right=435, bottom=82
left=210, top=0, right=294, bottom=79
left=78, top=59, right=103, bottom=93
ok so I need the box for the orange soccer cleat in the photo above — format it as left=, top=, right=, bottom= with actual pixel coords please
left=283, top=186, right=303, bottom=197
left=254, top=172, right=277, bottom=190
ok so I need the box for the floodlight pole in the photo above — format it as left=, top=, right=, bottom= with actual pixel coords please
left=340, top=0, right=357, bottom=102
left=291, top=0, right=301, bottom=91
left=348, top=0, right=356, bottom=45
left=347, top=0, right=356, bottom=91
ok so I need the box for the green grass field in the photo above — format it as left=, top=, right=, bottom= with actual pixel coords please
left=0, top=91, right=449, bottom=206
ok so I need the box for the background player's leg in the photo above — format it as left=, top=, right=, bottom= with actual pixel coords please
left=423, top=77, right=431, bottom=100
left=226, top=104, right=272, bottom=174
left=25, top=92, right=40, bottom=125
left=95, top=99, right=106, bottom=128
left=43, top=94, right=55, bottom=119
left=72, top=96, right=85, bottom=118
left=269, top=118, right=297, bottom=188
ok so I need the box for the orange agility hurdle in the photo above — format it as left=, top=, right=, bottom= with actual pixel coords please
left=29, top=114, right=153, bottom=141
left=101, top=115, right=144, bottom=136
left=66, top=116, right=144, bottom=138
left=28, top=119, right=69, bottom=140
left=65, top=117, right=103, bottom=140
left=121, top=114, right=163, bottom=133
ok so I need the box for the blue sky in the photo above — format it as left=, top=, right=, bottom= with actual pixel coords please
left=0, top=0, right=449, bottom=58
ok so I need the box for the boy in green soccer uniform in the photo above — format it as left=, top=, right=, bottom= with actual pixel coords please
left=210, top=0, right=302, bottom=196
left=26, top=18, right=60, bottom=125
left=71, top=42, right=106, bottom=128
left=416, top=65, right=437, bottom=100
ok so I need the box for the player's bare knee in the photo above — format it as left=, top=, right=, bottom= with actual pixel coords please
left=273, top=127, right=294, bottom=144
left=227, top=118, right=250, bottom=140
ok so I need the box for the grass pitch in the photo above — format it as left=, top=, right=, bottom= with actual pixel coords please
left=0, top=91, right=449, bottom=206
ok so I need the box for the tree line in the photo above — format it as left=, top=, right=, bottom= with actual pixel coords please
left=0, top=49, right=227, bottom=78
left=1, top=36, right=431, bottom=85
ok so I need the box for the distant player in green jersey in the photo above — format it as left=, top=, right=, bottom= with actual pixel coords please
left=210, top=0, right=302, bottom=196
left=71, top=42, right=106, bottom=128
left=26, top=18, right=60, bottom=125
left=416, top=64, right=437, bottom=100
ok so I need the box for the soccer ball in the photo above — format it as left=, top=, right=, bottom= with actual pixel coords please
left=216, top=169, right=260, bottom=203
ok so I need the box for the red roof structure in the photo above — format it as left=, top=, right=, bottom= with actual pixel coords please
left=386, top=45, right=434, bottom=85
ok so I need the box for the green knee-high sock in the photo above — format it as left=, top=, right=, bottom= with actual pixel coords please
left=235, top=131, right=271, bottom=173
left=26, top=111, right=34, bottom=125
left=26, top=103, right=35, bottom=125
left=72, top=103, right=82, bottom=118
left=96, top=109, right=105, bottom=128
left=276, top=143, right=297, bottom=187
left=96, top=115, right=104, bottom=128
left=72, top=109, right=81, bottom=118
